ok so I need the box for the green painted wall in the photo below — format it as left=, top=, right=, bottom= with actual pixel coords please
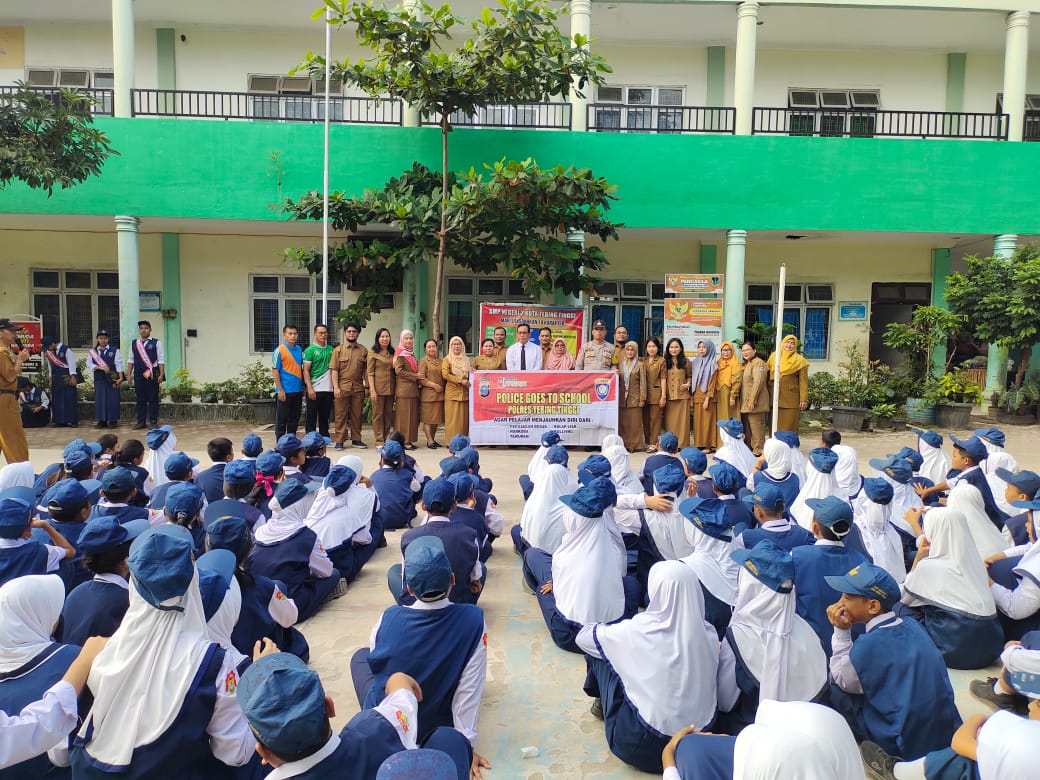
left=699, top=244, right=717, bottom=274
left=6, top=119, right=1040, bottom=234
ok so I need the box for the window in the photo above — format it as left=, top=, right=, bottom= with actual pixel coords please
left=31, top=269, right=120, bottom=348
left=445, top=275, right=534, bottom=351
left=998, top=93, right=1040, bottom=140
left=250, top=274, right=342, bottom=353
left=594, top=85, right=686, bottom=133
left=591, top=279, right=665, bottom=344
left=743, top=283, right=833, bottom=360
left=247, top=75, right=344, bottom=121
left=22, top=68, right=114, bottom=114
left=788, top=89, right=881, bottom=138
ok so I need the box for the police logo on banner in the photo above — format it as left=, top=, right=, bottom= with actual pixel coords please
left=479, top=376, right=491, bottom=398
left=595, top=379, right=610, bottom=401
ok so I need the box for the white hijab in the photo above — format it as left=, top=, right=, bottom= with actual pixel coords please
left=254, top=492, right=318, bottom=543
left=306, top=483, right=368, bottom=550
left=872, top=470, right=919, bottom=526
left=600, top=433, right=625, bottom=452
left=788, top=445, right=808, bottom=485
left=790, top=460, right=841, bottom=532
left=947, top=481, right=1008, bottom=559
left=902, top=507, right=996, bottom=618
left=983, top=447, right=1020, bottom=516
left=593, top=561, right=718, bottom=735
left=521, top=463, right=578, bottom=554
left=645, top=497, right=696, bottom=560
left=603, top=445, right=642, bottom=495
left=0, top=462, right=35, bottom=489
left=852, top=497, right=906, bottom=583
left=80, top=570, right=214, bottom=767
left=0, top=574, right=65, bottom=673
left=682, top=528, right=740, bottom=605
left=918, top=439, right=951, bottom=487
left=716, top=428, right=757, bottom=480
left=337, top=455, right=379, bottom=522
left=143, top=429, right=177, bottom=495
left=728, top=568, right=827, bottom=702
left=831, top=444, right=860, bottom=498
left=206, top=577, right=246, bottom=670
left=734, top=700, right=865, bottom=780
left=551, top=508, right=626, bottom=625
left=761, top=438, right=793, bottom=481
left=526, top=445, right=550, bottom=485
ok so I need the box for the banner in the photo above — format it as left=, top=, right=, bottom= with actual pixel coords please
left=662, top=298, right=724, bottom=356
left=469, top=371, right=618, bottom=446
left=12, top=319, right=42, bottom=374
left=665, top=273, right=724, bottom=296
left=478, top=303, right=584, bottom=358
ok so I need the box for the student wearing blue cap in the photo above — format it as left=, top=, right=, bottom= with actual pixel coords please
left=352, top=537, right=488, bottom=771
left=734, top=482, right=814, bottom=553
left=300, top=431, right=333, bottom=479
left=142, top=424, right=177, bottom=498
left=705, top=461, right=756, bottom=535
left=194, top=437, right=235, bottom=503
left=716, top=417, right=758, bottom=482
left=677, top=495, right=739, bottom=638
left=250, top=480, right=344, bottom=621
left=986, top=483, right=1040, bottom=641
left=826, top=562, right=961, bottom=761
left=789, top=446, right=840, bottom=531
left=774, top=430, right=807, bottom=483
left=196, top=549, right=254, bottom=684
left=87, top=466, right=152, bottom=525
left=390, top=431, right=432, bottom=496
left=639, top=431, right=681, bottom=494
left=915, top=435, right=1008, bottom=529
left=276, top=433, right=313, bottom=484
left=17, top=374, right=50, bottom=429
left=514, top=444, right=578, bottom=557
left=146, top=451, right=200, bottom=511
left=39, top=478, right=101, bottom=591
left=447, top=474, right=492, bottom=563
left=519, top=430, right=561, bottom=500
left=976, top=426, right=1020, bottom=515
left=304, top=466, right=384, bottom=583
left=716, top=540, right=827, bottom=735
left=370, top=441, right=420, bottom=531
left=70, top=525, right=255, bottom=777
left=0, top=486, right=75, bottom=586
left=105, top=438, right=151, bottom=508
left=642, top=463, right=696, bottom=561
left=33, top=439, right=102, bottom=501
left=994, top=467, right=1040, bottom=546
left=391, top=479, right=483, bottom=606
left=164, top=482, right=207, bottom=555
left=213, top=460, right=264, bottom=529
left=791, top=496, right=869, bottom=653
left=241, top=433, right=263, bottom=461
left=41, top=336, right=79, bottom=429
left=679, top=447, right=714, bottom=499
left=910, top=427, right=950, bottom=487
left=253, top=450, right=286, bottom=519
left=749, top=438, right=802, bottom=517
left=852, top=477, right=908, bottom=583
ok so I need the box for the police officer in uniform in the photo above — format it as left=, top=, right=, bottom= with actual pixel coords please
left=0, top=319, right=31, bottom=463
left=576, top=320, right=615, bottom=370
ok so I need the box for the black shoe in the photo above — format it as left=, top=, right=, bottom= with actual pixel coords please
left=334, top=442, right=345, bottom=450
left=405, top=444, right=417, bottom=451
left=428, top=441, right=441, bottom=449
left=109, top=421, right=120, bottom=428
left=132, top=423, right=147, bottom=430
left=860, top=741, right=897, bottom=780
left=351, top=441, right=367, bottom=449
left=94, top=422, right=106, bottom=429
left=376, top=535, right=388, bottom=549
left=590, top=699, right=603, bottom=721
left=970, top=677, right=1028, bottom=713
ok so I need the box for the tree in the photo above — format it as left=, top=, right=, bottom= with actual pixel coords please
left=946, top=243, right=1040, bottom=389
left=0, top=84, right=116, bottom=195
left=284, top=158, right=621, bottom=327
left=881, top=305, right=964, bottom=398
left=302, top=0, right=611, bottom=340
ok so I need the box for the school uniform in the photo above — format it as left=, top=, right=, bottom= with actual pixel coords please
left=639, top=452, right=679, bottom=494
left=18, top=384, right=50, bottom=428
left=989, top=547, right=1040, bottom=640
left=735, top=519, right=814, bottom=553
left=792, top=540, right=870, bottom=652
left=393, top=518, right=483, bottom=606
left=85, top=344, right=122, bottom=426
left=87, top=501, right=151, bottom=526
left=58, top=574, right=130, bottom=645
left=0, top=679, right=79, bottom=773
left=752, top=470, right=801, bottom=518
left=146, top=478, right=192, bottom=512
left=281, top=466, right=313, bottom=485
left=301, top=456, right=331, bottom=479
left=305, top=472, right=383, bottom=585
left=952, top=465, right=1008, bottom=529
left=36, top=518, right=92, bottom=591
left=370, top=467, right=419, bottom=531
left=193, top=463, right=227, bottom=504
left=233, top=572, right=309, bottom=662
left=43, top=344, right=78, bottom=428
left=1006, top=511, right=1032, bottom=546
left=0, top=538, right=64, bottom=586
left=449, top=505, right=492, bottom=562
left=248, top=525, right=339, bottom=622
left=126, top=337, right=164, bottom=427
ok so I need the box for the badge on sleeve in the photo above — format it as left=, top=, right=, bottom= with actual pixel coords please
left=274, top=588, right=286, bottom=601
left=482, top=632, right=488, bottom=647
left=225, top=670, right=238, bottom=695
left=396, top=710, right=410, bottom=733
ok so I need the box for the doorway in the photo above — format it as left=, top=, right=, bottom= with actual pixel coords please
left=868, top=283, right=931, bottom=368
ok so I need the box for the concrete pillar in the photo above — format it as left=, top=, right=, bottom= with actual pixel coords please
left=723, top=230, right=748, bottom=342
left=986, top=234, right=1017, bottom=393
left=569, top=0, right=592, bottom=132
left=733, top=1, right=759, bottom=136
left=931, top=248, right=951, bottom=373
left=1002, top=11, right=1030, bottom=141
left=161, top=234, right=183, bottom=376
left=112, top=0, right=135, bottom=118
left=401, top=0, right=421, bottom=127
left=115, top=216, right=141, bottom=354
left=401, top=267, right=420, bottom=339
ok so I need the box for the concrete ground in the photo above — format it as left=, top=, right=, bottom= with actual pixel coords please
left=19, top=416, right=1036, bottom=778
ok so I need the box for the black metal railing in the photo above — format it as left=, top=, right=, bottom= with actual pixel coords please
left=1024, top=111, right=1040, bottom=141
left=587, top=104, right=736, bottom=134
left=421, top=103, right=571, bottom=130
left=0, top=86, right=114, bottom=116
left=131, top=89, right=402, bottom=125
left=752, top=108, right=1008, bottom=140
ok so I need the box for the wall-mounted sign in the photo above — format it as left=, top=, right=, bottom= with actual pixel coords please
left=139, top=291, right=162, bottom=312
left=838, top=302, right=868, bottom=321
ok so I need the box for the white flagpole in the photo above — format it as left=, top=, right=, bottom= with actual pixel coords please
left=771, top=263, right=787, bottom=435
left=321, top=6, right=331, bottom=322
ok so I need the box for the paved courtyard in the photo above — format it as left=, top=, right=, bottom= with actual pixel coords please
left=20, top=416, right=1036, bottom=778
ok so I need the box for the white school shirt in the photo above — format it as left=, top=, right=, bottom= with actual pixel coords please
left=0, top=679, right=78, bottom=769
left=253, top=517, right=334, bottom=579
left=829, top=611, right=900, bottom=695
left=0, top=538, right=65, bottom=572
left=976, top=709, right=1040, bottom=779
left=94, top=572, right=129, bottom=590
left=85, top=349, right=124, bottom=374
left=126, top=339, right=166, bottom=367
left=367, top=597, right=487, bottom=744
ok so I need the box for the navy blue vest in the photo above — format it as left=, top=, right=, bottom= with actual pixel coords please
left=33, top=464, right=62, bottom=502
left=131, top=339, right=159, bottom=379
left=59, top=579, right=130, bottom=646
left=400, top=522, right=481, bottom=605
left=0, top=541, right=49, bottom=587
left=88, top=503, right=151, bottom=525
left=739, top=523, right=814, bottom=553
left=449, top=506, right=491, bottom=561
left=752, top=471, right=801, bottom=517
left=193, top=464, right=227, bottom=504
left=147, top=480, right=191, bottom=511
left=37, top=519, right=90, bottom=591
left=792, top=543, right=869, bottom=652
left=232, top=573, right=310, bottom=663
left=370, top=469, right=418, bottom=530
left=248, top=527, right=321, bottom=605
left=641, top=453, right=679, bottom=494
left=302, top=457, right=331, bottom=479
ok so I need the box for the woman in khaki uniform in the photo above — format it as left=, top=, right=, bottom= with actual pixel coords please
left=715, top=341, right=741, bottom=425
left=738, top=341, right=770, bottom=455
left=417, top=338, right=444, bottom=449
left=441, top=336, right=471, bottom=441
left=662, top=337, right=692, bottom=448
left=616, top=341, right=647, bottom=452
left=691, top=340, right=719, bottom=451
left=367, top=327, right=396, bottom=446
left=393, top=330, right=420, bottom=450
left=472, top=338, right=502, bottom=371
left=766, top=334, right=810, bottom=434
left=641, top=337, right=666, bottom=452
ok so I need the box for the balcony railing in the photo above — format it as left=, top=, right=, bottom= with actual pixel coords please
left=131, top=89, right=402, bottom=125
left=421, top=103, right=572, bottom=130
left=752, top=108, right=1008, bottom=140
left=0, top=86, right=113, bottom=116
left=587, top=104, right=736, bottom=134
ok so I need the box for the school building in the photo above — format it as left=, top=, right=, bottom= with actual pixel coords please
left=3, top=0, right=1040, bottom=386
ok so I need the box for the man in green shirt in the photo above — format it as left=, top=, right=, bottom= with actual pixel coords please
left=303, top=323, right=335, bottom=437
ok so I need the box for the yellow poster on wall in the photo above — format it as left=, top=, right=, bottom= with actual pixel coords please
left=0, top=28, right=26, bottom=70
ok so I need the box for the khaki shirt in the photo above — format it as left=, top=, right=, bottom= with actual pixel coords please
left=0, top=345, right=18, bottom=391
left=740, top=357, right=770, bottom=413
left=576, top=340, right=614, bottom=370
left=393, top=355, right=420, bottom=399
left=331, top=342, right=368, bottom=392
left=367, top=350, right=396, bottom=396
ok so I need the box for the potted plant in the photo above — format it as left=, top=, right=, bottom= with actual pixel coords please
left=238, top=360, right=276, bottom=424
left=882, top=305, right=965, bottom=425
left=807, top=371, right=841, bottom=419
left=931, top=370, right=982, bottom=429
left=832, top=341, right=887, bottom=431
left=167, top=368, right=198, bottom=404
left=216, top=379, right=244, bottom=404
left=870, top=402, right=898, bottom=430
left=992, top=373, right=1040, bottom=424
left=200, top=381, right=221, bottom=404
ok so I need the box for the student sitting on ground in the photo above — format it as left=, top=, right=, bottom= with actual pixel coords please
left=87, top=467, right=152, bottom=525
left=641, top=463, right=695, bottom=561
left=910, top=426, right=950, bottom=488
left=519, top=430, right=561, bottom=500
left=677, top=495, right=739, bottom=638
left=142, top=425, right=177, bottom=498
left=276, top=434, right=312, bottom=484
left=713, top=418, right=757, bottom=483
left=748, top=437, right=801, bottom=516
left=789, top=447, right=840, bottom=531
left=300, top=431, right=332, bottom=479
left=214, top=459, right=264, bottom=530
left=447, top=474, right=492, bottom=562
left=986, top=489, right=1040, bottom=640
left=252, top=450, right=287, bottom=520
left=997, top=467, right=1040, bottom=546
left=164, top=482, right=207, bottom=555
left=852, top=477, right=908, bottom=583
left=0, top=486, right=75, bottom=587
left=305, top=465, right=383, bottom=584
left=678, top=447, right=713, bottom=499
left=146, top=451, right=199, bottom=511
left=241, top=433, right=263, bottom=462
left=733, top=482, right=814, bottom=552
left=194, top=437, right=235, bottom=503
left=916, top=434, right=1008, bottom=529
left=371, top=441, right=421, bottom=531
left=38, top=478, right=101, bottom=591
left=774, top=430, right=807, bottom=484
left=639, top=432, right=681, bottom=494
left=513, top=445, right=576, bottom=557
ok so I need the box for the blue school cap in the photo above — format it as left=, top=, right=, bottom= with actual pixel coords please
left=680, top=448, right=707, bottom=475
left=951, top=434, right=987, bottom=464
left=146, top=425, right=174, bottom=450
left=448, top=434, right=470, bottom=453
left=996, top=468, right=1040, bottom=499
left=578, top=454, right=611, bottom=486
left=377, top=750, right=457, bottom=779
left=824, top=563, right=900, bottom=610
left=449, top=472, right=478, bottom=502
left=730, top=540, right=795, bottom=594
left=653, top=463, right=686, bottom=495
left=323, top=465, right=356, bottom=496
left=101, top=466, right=135, bottom=494
left=255, top=450, right=286, bottom=476
left=63, top=438, right=102, bottom=460
left=658, top=431, right=679, bottom=453
left=164, top=451, right=199, bottom=480
left=238, top=653, right=329, bottom=756
left=275, top=434, right=305, bottom=458
left=197, top=549, right=237, bottom=621
left=128, top=525, right=196, bottom=610
left=805, top=496, right=853, bottom=537
left=895, top=446, right=924, bottom=473
left=774, top=430, right=800, bottom=449
left=63, top=449, right=93, bottom=478
left=44, top=479, right=100, bottom=513
left=273, top=479, right=320, bottom=510
left=223, top=459, right=256, bottom=486
left=541, top=430, right=561, bottom=447
left=439, top=456, right=468, bottom=478
left=457, top=446, right=480, bottom=470
left=560, top=478, right=617, bottom=519
left=862, top=477, right=894, bottom=504
left=708, top=461, right=743, bottom=495
left=206, top=513, right=251, bottom=558
left=404, top=536, right=454, bottom=600
left=422, top=478, right=456, bottom=513
left=678, top=497, right=732, bottom=541
left=868, top=456, right=913, bottom=485
left=717, top=418, right=745, bottom=440
left=165, top=482, right=205, bottom=523
left=544, top=444, right=568, bottom=466
left=380, top=440, right=404, bottom=466
left=77, top=516, right=149, bottom=556
left=241, top=433, right=264, bottom=458
left=0, top=486, right=35, bottom=539
left=911, top=427, right=943, bottom=449
left=746, top=482, right=785, bottom=512
left=974, top=427, right=1006, bottom=447
left=808, top=447, right=838, bottom=474
left=301, top=432, right=332, bottom=455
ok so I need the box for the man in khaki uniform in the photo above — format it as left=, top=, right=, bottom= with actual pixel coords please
left=738, top=342, right=770, bottom=455
left=576, top=319, right=615, bottom=370
left=539, top=327, right=553, bottom=364
left=611, top=324, right=629, bottom=367
left=491, top=326, right=509, bottom=368
left=0, top=319, right=31, bottom=463
left=331, top=323, right=368, bottom=449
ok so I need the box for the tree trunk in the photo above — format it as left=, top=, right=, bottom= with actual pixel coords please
left=1015, top=344, right=1032, bottom=388
left=430, top=114, right=449, bottom=345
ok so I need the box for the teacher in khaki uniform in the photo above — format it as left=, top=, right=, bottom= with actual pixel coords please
left=331, top=323, right=368, bottom=449
left=766, top=334, right=810, bottom=434
left=0, top=319, right=31, bottom=463
left=738, top=341, right=769, bottom=456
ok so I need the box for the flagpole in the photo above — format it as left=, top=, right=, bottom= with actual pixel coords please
left=771, top=263, right=787, bottom=435
left=321, top=6, right=331, bottom=322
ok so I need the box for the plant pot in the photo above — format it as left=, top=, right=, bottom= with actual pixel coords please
left=934, top=402, right=974, bottom=430
left=872, top=415, right=893, bottom=431
left=995, top=409, right=1037, bottom=426
left=832, top=405, right=869, bottom=431
left=250, top=398, right=277, bottom=425
left=905, top=397, right=935, bottom=425
left=891, top=416, right=908, bottom=430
